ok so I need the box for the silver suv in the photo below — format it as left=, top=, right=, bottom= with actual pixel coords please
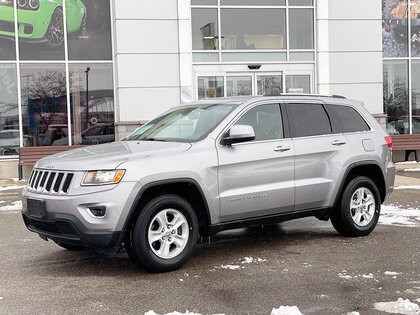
left=22, top=95, right=395, bottom=272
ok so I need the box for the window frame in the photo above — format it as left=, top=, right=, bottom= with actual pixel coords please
left=284, top=101, right=333, bottom=139
left=324, top=104, right=372, bottom=135
left=217, top=100, right=291, bottom=146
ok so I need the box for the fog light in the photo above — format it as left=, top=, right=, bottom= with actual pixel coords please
left=88, top=206, right=106, bottom=217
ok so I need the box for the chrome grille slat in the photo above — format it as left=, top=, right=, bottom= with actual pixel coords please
left=27, top=169, right=74, bottom=195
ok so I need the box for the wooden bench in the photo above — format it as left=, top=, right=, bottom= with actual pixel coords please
left=19, top=145, right=87, bottom=179
left=391, top=134, right=420, bottom=161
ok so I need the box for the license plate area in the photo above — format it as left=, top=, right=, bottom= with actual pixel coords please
left=27, top=198, right=46, bottom=219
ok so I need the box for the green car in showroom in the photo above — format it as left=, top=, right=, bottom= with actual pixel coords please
left=0, top=0, right=86, bottom=47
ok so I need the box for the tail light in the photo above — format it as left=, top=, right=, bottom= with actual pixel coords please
left=384, top=136, right=393, bottom=148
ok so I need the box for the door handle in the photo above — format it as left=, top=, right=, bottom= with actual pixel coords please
left=274, top=145, right=291, bottom=152
left=332, top=139, right=346, bottom=146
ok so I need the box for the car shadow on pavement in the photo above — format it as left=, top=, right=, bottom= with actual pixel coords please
left=22, top=219, right=342, bottom=277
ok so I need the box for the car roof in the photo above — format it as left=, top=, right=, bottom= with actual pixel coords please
left=183, top=94, right=362, bottom=108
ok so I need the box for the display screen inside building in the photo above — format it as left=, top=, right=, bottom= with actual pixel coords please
left=0, top=0, right=114, bottom=157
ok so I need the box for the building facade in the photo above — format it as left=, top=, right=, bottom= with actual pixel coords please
left=0, top=0, right=412, bottom=177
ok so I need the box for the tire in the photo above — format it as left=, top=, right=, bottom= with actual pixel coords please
left=331, top=176, right=381, bottom=237
left=53, top=240, right=88, bottom=251
left=44, top=7, right=65, bottom=48
left=129, top=195, right=199, bottom=273
left=391, top=28, right=407, bottom=44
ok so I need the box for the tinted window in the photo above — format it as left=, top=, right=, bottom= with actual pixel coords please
left=326, top=105, right=370, bottom=133
left=235, top=104, right=283, bottom=141
left=287, top=103, right=331, bottom=137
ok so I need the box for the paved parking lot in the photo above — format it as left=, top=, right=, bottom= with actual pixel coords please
left=0, top=173, right=419, bottom=315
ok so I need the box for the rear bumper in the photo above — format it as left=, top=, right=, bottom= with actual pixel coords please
left=22, top=211, right=121, bottom=254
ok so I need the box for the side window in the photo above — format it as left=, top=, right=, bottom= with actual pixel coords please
left=235, top=104, right=283, bottom=141
left=326, top=104, right=370, bottom=133
left=287, top=103, right=331, bottom=138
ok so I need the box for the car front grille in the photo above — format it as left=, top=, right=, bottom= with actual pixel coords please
left=0, top=20, right=14, bottom=33
left=27, top=169, right=74, bottom=194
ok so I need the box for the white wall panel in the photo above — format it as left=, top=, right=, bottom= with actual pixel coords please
left=115, top=20, right=179, bottom=54
left=114, top=0, right=178, bottom=20
left=318, top=0, right=381, bottom=20
left=318, top=52, right=382, bottom=84
left=116, top=54, right=180, bottom=88
left=318, top=20, right=381, bottom=52
left=320, top=83, right=383, bottom=114
left=118, top=87, right=181, bottom=122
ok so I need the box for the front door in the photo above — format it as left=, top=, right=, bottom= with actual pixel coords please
left=217, top=103, right=295, bottom=222
left=226, top=72, right=284, bottom=97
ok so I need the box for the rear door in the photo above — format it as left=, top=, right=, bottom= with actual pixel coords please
left=217, top=102, right=295, bottom=222
left=285, top=101, right=353, bottom=210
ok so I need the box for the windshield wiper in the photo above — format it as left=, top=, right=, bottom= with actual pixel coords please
left=141, top=138, right=166, bottom=142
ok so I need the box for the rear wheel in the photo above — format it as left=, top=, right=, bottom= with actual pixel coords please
left=129, top=195, right=199, bottom=273
left=331, top=176, right=381, bottom=237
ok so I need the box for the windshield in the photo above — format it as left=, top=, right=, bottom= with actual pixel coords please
left=126, top=104, right=237, bottom=142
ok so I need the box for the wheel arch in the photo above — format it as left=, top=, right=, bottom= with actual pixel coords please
left=120, top=178, right=212, bottom=246
left=334, top=161, right=387, bottom=207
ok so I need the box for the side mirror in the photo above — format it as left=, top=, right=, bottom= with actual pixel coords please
left=221, top=125, right=255, bottom=145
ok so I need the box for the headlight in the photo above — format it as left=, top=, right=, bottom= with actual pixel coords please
left=28, top=0, right=39, bottom=10
left=82, top=170, right=125, bottom=185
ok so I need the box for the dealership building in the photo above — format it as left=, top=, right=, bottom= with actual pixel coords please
left=0, top=0, right=417, bottom=178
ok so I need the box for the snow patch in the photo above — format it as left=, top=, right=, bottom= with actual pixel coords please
left=404, top=168, right=420, bottom=172
left=346, top=312, right=360, bottom=315
left=374, top=298, right=419, bottom=314
left=0, top=200, right=22, bottom=212
left=394, top=185, right=420, bottom=190
left=219, top=264, right=241, bottom=270
left=337, top=272, right=352, bottom=279
left=271, top=306, right=303, bottom=315
left=379, top=205, right=420, bottom=227
left=241, top=257, right=267, bottom=264
left=147, top=312, right=198, bottom=315
left=384, top=271, right=402, bottom=276
left=0, top=185, right=24, bottom=191
left=362, top=273, right=374, bottom=279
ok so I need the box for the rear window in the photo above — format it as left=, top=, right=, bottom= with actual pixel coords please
left=326, top=104, right=370, bottom=133
left=287, top=103, right=332, bottom=138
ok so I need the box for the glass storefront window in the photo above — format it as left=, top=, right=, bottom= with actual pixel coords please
left=221, top=9, right=286, bottom=50
left=18, top=0, right=65, bottom=60
left=221, top=0, right=286, bottom=5
left=197, top=76, right=224, bottom=99
left=383, top=0, right=408, bottom=57
left=288, top=0, right=313, bottom=5
left=0, top=64, right=19, bottom=156
left=20, top=64, right=69, bottom=146
left=286, top=75, right=310, bottom=93
left=192, top=9, right=218, bottom=50
left=227, top=76, right=252, bottom=97
left=257, top=75, right=283, bottom=95
left=383, top=60, right=409, bottom=135
left=289, top=9, right=314, bottom=49
left=411, top=60, right=420, bottom=133
left=67, top=0, right=112, bottom=60
left=69, top=64, right=114, bottom=145
left=0, top=1, right=16, bottom=60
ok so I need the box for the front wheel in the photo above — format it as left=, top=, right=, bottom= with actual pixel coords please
left=129, top=195, right=199, bottom=273
left=331, top=176, right=381, bottom=237
left=45, top=7, right=65, bottom=48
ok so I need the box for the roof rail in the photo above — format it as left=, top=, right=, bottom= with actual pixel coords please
left=264, top=93, right=347, bottom=99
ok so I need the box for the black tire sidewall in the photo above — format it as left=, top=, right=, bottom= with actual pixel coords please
left=340, top=176, right=381, bottom=235
left=131, top=195, right=198, bottom=272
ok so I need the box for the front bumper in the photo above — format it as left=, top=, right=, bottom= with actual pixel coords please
left=21, top=178, right=141, bottom=253
left=22, top=211, right=122, bottom=253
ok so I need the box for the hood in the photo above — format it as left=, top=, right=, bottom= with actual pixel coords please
left=35, top=141, right=192, bottom=171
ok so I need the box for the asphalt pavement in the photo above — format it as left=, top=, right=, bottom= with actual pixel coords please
left=0, top=175, right=419, bottom=315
